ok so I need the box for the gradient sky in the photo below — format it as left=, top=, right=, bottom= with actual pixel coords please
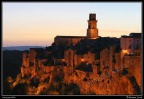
left=2, top=2, right=142, bottom=47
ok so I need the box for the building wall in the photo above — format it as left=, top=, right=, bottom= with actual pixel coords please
left=64, top=48, right=95, bottom=68
left=100, top=46, right=121, bottom=74
left=22, top=53, right=29, bottom=67
left=85, top=52, right=95, bottom=64
left=100, top=48, right=109, bottom=71
left=29, top=49, right=36, bottom=65
left=54, top=58, right=65, bottom=66
left=92, top=59, right=100, bottom=75
left=54, top=36, right=86, bottom=46
left=64, top=48, right=75, bottom=67
left=122, top=56, right=142, bottom=90
left=120, top=36, right=141, bottom=58
left=114, top=52, right=121, bottom=70
left=109, top=46, right=116, bottom=71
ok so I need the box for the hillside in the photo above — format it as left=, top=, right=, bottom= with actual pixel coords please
left=3, top=50, right=25, bottom=79
left=2, top=46, right=44, bottom=51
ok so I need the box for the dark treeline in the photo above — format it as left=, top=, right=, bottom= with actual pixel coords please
left=3, top=50, right=28, bottom=80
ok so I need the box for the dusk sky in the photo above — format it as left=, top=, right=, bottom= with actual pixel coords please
left=2, top=2, right=142, bottom=47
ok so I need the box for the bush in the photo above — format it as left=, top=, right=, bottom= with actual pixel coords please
left=76, top=63, right=92, bottom=72
left=12, top=83, right=28, bottom=95
left=121, top=68, right=128, bottom=76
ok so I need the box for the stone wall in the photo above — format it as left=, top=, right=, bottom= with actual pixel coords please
left=64, top=48, right=75, bottom=67
left=64, top=48, right=95, bottom=68
left=54, top=36, right=86, bottom=46
left=100, top=48, right=109, bottom=71
left=29, top=49, right=36, bottom=66
left=122, top=56, right=142, bottom=91
left=114, top=52, right=121, bottom=70
left=22, top=53, right=29, bottom=67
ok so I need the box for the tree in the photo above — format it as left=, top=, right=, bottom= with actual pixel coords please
left=12, top=83, right=28, bottom=95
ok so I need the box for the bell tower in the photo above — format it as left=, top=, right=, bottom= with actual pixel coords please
left=87, top=13, right=98, bottom=39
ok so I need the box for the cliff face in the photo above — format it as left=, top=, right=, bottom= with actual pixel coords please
left=18, top=56, right=141, bottom=95
left=63, top=66, right=141, bottom=95
left=14, top=46, right=142, bottom=95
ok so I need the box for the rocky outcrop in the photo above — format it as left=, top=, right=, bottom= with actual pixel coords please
left=17, top=45, right=142, bottom=95
left=63, top=67, right=141, bottom=95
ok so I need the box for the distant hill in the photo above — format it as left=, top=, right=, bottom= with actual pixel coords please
left=2, top=46, right=45, bottom=51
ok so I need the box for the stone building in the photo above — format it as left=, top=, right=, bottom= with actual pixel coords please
left=54, top=13, right=99, bottom=46
left=99, top=45, right=121, bottom=74
left=64, top=48, right=95, bottom=68
left=120, top=33, right=141, bottom=58
left=54, top=36, right=86, bottom=46
left=87, top=13, right=99, bottom=39
left=22, top=48, right=45, bottom=67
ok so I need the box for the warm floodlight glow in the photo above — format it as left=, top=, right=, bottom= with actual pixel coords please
left=62, top=59, right=65, bottom=62
left=122, top=50, right=128, bottom=53
left=81, top=58, right=84, bottom=62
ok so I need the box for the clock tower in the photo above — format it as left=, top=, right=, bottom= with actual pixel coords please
left=87, top=13, right=98, bottom=39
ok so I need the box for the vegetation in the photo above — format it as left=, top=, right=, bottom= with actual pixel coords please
left=76, top=62, right=93, bottom=72
left=128, top=76, right=141, bottom=95
left=3, top=75, right=29, bottom=95
left=12, top=83, right=28, bottom=95
left=121, top=68, right=128, bottom=75
left=40, top=81, right=80, bottom=95
left=3, top=50, right=25, bottom=79
left=39, top=71, right=80, bottom=95
left=30, top=77, right=40, bottom=88
left=3, top=78, right=13, bottom=95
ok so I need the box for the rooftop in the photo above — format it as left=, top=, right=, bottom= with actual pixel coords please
left=55, top=36, right=86, bottom=38
left=129, top=33, right=141, bottom=37
left=30, top=48, right=45, bottom=52
left=121, top=33, right=141, bottom=38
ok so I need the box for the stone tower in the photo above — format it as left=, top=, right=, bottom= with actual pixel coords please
left=87, top=13, right=98, bottom=39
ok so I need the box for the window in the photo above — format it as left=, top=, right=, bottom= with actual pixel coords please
left=103, top=61, right=105, bottom=65
left=69, top=52, right=71, bottom=55
left=136, top=46, right=139, bottom=50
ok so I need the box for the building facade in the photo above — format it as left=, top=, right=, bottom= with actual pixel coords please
left=120, top=33, right=141, bottom=58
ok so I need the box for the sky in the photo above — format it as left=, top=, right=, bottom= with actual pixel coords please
left=2, top=2, right=142, bottom=47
